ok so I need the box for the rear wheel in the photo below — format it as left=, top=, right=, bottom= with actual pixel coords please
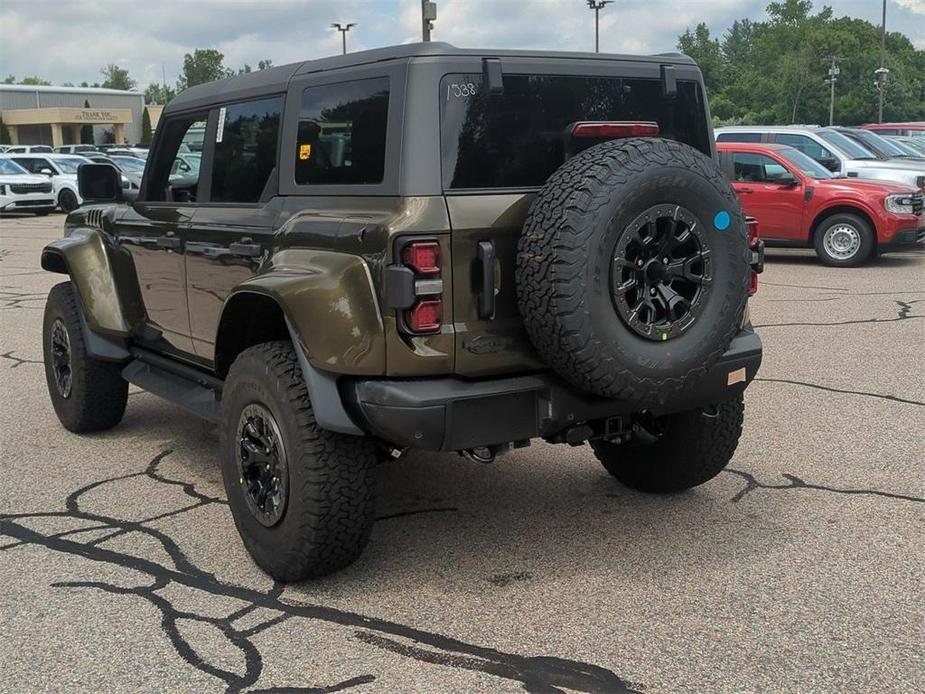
left=220, top=341, right=378, bottom=581
left=813, top=213, right=874, bottom=267
left=591, top=395, right=744, bottom=493
left=42, top=282, right=128, bottom=432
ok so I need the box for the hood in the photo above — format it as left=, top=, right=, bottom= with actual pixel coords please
left=848, top=158, right=925, bottom=173
left=0, top=173, right=52, bottom=185
left=815, top=177, right=917, bottom=196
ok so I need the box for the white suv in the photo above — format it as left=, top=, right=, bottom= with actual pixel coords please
left=715, top=126, right=925, bottom=191
left=4, top=153, right=89, bottom=212
left=0, top=158, right=56, bottom=215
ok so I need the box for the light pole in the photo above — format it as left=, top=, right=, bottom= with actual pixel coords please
left=826, top=57, right=840, bottom=126
left=877, top=0, right=887, bottom=122
left=330, top=23, right=355, bottom=55
left=587, top=1, right=612, bottom=53
left=421, top=1, right=437, bottom=42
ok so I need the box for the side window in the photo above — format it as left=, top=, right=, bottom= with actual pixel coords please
left=14, top=158, right=43, bottom=174
left=717, top=132, right=762, bottom=143
left=731, top=153, right=790, bottom=183
left=145, top=113, right=207, bottom=202
left=210, top=96, right=283, bottom=203
left=294, top=77, right=389, bottom=186
left=774, top=134, right=832, bottom=161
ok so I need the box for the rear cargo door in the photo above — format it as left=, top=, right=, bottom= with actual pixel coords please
left=441, top=63, right=712, bottom=377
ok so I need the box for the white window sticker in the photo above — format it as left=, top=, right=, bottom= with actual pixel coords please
left=216, top=107, right=226, bottom=143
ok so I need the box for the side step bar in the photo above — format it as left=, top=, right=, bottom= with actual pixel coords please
left=121, top=348, right=223, bottom=423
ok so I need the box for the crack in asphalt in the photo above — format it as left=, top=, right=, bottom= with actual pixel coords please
left=753, top=315, right=922, bottom=328
left=754, top=378, right=924, bottom=407
left=0, top=449, right=634, bottom=693
left=0, top=350, right=42, bottom=368
left=725, top=469, right=925, bottom=504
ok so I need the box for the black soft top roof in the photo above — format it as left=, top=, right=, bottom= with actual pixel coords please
left=165, top=42, right=696, bottom=114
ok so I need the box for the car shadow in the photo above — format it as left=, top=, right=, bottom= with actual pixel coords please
left=763, top=249, right=924, bottom=268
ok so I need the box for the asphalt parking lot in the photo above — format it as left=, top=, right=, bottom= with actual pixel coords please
left=0, top=213, right=923, bottom=694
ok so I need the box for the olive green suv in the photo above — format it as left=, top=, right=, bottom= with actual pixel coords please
left=41, top=43, right=763, bottom=580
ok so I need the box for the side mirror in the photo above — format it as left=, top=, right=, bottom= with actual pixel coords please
left=819, top=157, right=840, bottom=172
left=774, top=173, right=798, bottom=186
left=40, top=168, right=54, bottom=176
left=78, top=163, right=123, bottom=203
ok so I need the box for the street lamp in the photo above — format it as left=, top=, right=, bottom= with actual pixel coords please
left=877, top=0, right=887, bottom=122
left=875, top=67, right=890, bottom=123
left=587, top=1, right=613, bottom=53
left=825, top=58, right=840, bottom=126
left=330, top=23, right=356, bottom=55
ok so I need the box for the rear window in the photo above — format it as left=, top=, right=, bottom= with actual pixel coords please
left=440, top=73, right=711, bottom=190
left=717, top=132, right=762, bottom=143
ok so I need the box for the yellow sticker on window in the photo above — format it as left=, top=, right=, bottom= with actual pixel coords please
left=298, top=144, right=312, bottom=161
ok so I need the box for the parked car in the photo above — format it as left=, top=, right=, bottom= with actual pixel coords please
left=54, top=145, right=99, bottom=155
left=104, top=154, right=144, bottom=191
left=717, top=142, right=924, bottom=266
left=833, top=127, right=925, bottom=163
left=172, top=152, right=200, bottom=177
left=889, top=136, right=925, bottom=156
left=5, top=145, right=54, bottom=154
left=105, top=147, right=148, bottom=159
left=0, top=157, right=56, bottom=215
left=862, top=122, right=925, bottom=141
left=715, top=126, right=925, bottom=192
left=40, top=43, right=763, bottom=580
left=6, top=153, right=89, bottom=212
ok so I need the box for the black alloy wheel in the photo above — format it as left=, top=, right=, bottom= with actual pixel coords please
left=611, top=205, right=713, bottom=341
left=236, top=403, right=289, bottom=527
left=49, top=318, right=73, bottom=398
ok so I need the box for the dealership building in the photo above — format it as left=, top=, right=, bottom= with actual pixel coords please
left=0, top=84, right=146, bottom=147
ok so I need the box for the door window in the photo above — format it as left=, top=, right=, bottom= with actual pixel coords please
left=716, top=132, right=762, bottom=142
left=731, top=152, right=792, bottom=183
left=293, top=77, right=390, bottom=186
left=210, top=96, right=283, bottom=203
left=144, top=113, right=208, bottom=202
left=773, top=134, right=833, bottom=161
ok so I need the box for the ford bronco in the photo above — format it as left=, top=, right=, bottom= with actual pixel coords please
left=41, top=43, right=763, bottom=580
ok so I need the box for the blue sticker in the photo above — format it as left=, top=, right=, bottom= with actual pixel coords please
left=713, top=210, right=731, bottom=231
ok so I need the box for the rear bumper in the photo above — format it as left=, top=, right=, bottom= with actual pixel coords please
left=345, top=327, right=762, bottom=451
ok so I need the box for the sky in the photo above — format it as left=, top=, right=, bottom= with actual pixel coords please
left=0, top=0, right=922, bottom=92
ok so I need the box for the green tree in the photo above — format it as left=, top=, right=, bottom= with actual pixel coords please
left=3, top=74, right=52, bottom=85
left=144, top=82, right=176, bottom=105
left=677, top=23, right=724, bottom=95
left=100, top=63, right=136, bottom=91
left=141, top=107, right=153, bottom=145
left=176, top=49, right=232, bottom=91
left=0, top=118, right=11, bottom=145
left=80, top=100, right=94, bottom=144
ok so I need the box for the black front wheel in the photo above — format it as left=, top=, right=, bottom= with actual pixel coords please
left=42, top=282, right=128, bottom=432
left=58, top=189, right=79, bottom=213
left=592, top=395, right=744, bottom=493
left=220, top=342, right=379, bottom=581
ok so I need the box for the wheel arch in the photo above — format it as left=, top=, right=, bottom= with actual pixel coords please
left=809, top=205, right=878, bottom=248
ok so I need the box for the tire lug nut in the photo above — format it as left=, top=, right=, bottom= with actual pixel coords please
left=663, top=257, right=669, bottom=264
left=649, top=287, right=657, bottom=295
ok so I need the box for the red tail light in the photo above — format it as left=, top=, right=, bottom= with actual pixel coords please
left=407, top=299, right=442, bottom=333
left=570, top=121, right=660, bottom=139
left=401, top=241, right=441, bottom=275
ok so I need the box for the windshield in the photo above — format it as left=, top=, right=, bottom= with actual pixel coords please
left=850, top=129, right=911, bottom=158
left=440, top=72, right=711, bottom=189
left=53, top=157, right=86, bottom=174
left=778, top=147, right=833, bottom=179
left=111, top=156, right=146, bottom=172
left=817, top=130, right=877, bottom=160
left=0, top=159, right=29, bottom=175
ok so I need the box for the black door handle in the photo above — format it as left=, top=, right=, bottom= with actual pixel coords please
left=476, top=240, right=497, bottom=319
left=156, top=234, right=182, bottom=250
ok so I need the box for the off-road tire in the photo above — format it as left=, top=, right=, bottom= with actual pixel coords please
left=220, top=341, right=378, bottom=581
left=813, top=213, right=874, bottom=267
left=42, top=281, right=128, bottom=432
left=58, top=189, right=79, bottom=213
left=517, top=138, right=749, bottom=407
left=591, top=395, right=744, bottom=493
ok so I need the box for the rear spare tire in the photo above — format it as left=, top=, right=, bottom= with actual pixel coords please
left=516, top=138, right=749, bottom=407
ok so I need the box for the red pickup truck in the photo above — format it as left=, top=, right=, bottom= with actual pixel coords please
left=716, top=142, right=924, bottom=266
